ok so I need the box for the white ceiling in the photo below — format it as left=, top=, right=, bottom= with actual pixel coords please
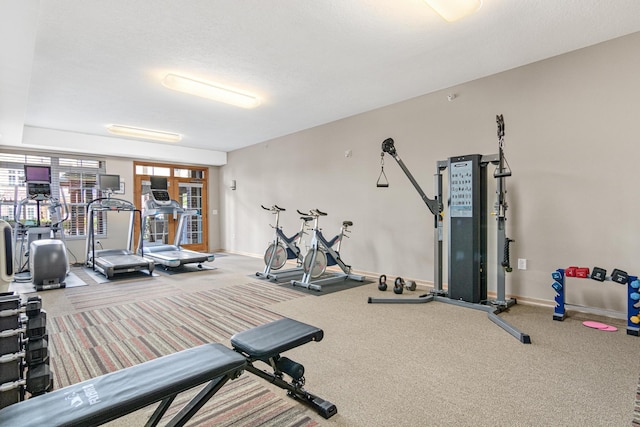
left=2, top=1, right=640, bottom=165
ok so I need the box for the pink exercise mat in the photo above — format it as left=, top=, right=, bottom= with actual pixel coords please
left=582, top=320, right=618, bottom=332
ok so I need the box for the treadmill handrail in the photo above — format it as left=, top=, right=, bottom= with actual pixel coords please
left=139, top=197, right=201, bottom=252
left=85, top=197, right=146, bottom=273
left=87, top=197, right=137, bottom=212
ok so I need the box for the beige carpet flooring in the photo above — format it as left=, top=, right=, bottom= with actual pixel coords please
left=30, top=253, right=640, bottom=426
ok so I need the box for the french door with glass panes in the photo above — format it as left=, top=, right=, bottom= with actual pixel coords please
left=133, top=163, right=208, bottom=253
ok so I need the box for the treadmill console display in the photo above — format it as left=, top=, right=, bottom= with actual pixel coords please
left=151, top=189, right=172, bottom=205
left=149, top=176, right=172, bottom=206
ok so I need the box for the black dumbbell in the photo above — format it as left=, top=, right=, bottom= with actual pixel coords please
left=24, top=338, right=49, bottom=366
left=591, top=267, right=606, bottom=282
left=0, top=296, right=41, bottom=318
left=611, top=268, right=628, bottom=284
left=0, top=296, right=42, bottom=332
left=25, top=297, right=42, bottom=318
left=0, top=334, right=21, bottom=355
left=25, top=310, right=47, bottom=340
left=26, top=362, right=52, bottom=396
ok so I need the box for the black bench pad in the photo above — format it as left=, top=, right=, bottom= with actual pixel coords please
left=0, top=343, right=246, bottom=427
left=231, top=318, right=324, bottom=360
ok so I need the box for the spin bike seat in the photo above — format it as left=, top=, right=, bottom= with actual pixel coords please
left=342, top=221, right=353, bottom=227
left=300, top=216, right=314, bottom=222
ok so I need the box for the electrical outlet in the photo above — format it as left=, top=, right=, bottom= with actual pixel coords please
left=518, top=258, right=527, bottom=270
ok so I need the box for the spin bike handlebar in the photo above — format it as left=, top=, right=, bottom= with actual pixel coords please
left=261, top=205, right=286, bottom=212
left=308, top=209, right=351, bottom=227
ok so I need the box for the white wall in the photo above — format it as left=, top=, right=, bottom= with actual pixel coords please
left=220, top=31, right=640, bottom=312
left=208, top=166, right=222, bottom=251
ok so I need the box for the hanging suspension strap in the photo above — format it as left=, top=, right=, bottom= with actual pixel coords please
left=376, top=152, right=389, bottom=188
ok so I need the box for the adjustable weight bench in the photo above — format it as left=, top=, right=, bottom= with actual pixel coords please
left=231, top=317, right=337, bottom=419
left=0, top=318, right=337, bottom=426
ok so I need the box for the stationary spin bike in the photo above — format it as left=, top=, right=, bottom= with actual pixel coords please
left=291, top=209, right=364, bottom=291
left=256, top=205, right=313, bottom=281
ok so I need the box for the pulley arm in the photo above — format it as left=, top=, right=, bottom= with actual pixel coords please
left=380, top=138, right=441, bottom=217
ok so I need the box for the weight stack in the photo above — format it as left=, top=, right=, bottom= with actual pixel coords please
left=0, top=294, right=23, bottom=409
left=447, top=154, right=487, bottom=303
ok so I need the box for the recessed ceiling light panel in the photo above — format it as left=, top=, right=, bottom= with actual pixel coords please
left=424, top=0, right=482, bottom=22
left=107, top=124, right=182, bottom=143
left=162, top=73, right=261, bottom=109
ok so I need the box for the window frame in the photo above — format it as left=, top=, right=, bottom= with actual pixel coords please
left=0, top=151, right=107, bottom=240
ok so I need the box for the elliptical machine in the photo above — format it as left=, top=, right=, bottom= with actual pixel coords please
left=12, top=165, right=69, bottom=290
left=256, top=205, right=313, bottom=281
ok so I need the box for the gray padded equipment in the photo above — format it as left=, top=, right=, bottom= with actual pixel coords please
left=29, top=239, right=68, bottom=290
left=232, top=318, right=336, bottom=419
left=0, top=317, right=337, bottom=425
left=232, top=317, right=324, bottom=360
left=0, top=343, right=246, bottom=427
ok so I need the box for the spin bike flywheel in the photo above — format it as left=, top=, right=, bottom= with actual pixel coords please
left=303, top=249, right=327, bottom=278
left=264, top=243, right=287, bottom=270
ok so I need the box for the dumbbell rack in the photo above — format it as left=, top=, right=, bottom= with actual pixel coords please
left=551, top=267, right=639, bottom=336
left=0, top=293, right=52, bottom=409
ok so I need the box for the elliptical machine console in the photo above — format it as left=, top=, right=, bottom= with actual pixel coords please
left=24, top=164, right=52, bottom=202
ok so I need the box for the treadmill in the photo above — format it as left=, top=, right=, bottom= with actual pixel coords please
left=137, top=177, right=214, bottom=269
left=85, top=175, right=154, bottom=279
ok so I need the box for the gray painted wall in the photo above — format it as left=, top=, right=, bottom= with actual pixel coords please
left=220, top=31, right=640, bottom=312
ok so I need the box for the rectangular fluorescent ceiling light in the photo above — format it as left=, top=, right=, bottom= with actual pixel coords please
left=424, top=0, right=482, bottom=22
left=107, top=124, right=182, bottom=143
left=162, top=73, right=260, bottom=109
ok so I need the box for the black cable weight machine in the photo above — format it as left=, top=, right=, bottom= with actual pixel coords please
left=370, top=115, right=530, bottom=344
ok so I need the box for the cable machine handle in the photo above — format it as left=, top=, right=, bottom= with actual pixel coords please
left=376, top=151, right=389, bottom=187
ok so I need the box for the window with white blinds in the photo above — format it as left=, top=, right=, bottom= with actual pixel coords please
left=0, top=151, right=108, bottom=238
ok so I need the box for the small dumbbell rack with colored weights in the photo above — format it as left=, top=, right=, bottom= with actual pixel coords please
left=551, top=266, right=639, bottom=336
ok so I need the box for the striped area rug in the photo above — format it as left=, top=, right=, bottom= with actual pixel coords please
left=48, top=280, right=322, bottom=426
left=63, top=279, right=182, bottom=311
